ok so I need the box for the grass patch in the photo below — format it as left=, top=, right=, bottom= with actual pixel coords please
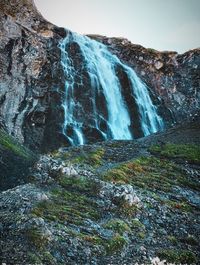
left=102, top=156, right=200, bottom=192
left=105, top=234, right=127, bottom=253
left=59, top=175, right=100, bottom=195
left=150, top=143, right=200, bottom=164
left=130, top=219, right=146, bottom=239
left=0, top=129, right=35, bottom=160
left=32, top=188, right=101, bottom=226
left=26, top=227, right=50, bottom=249
left=157, top=249, right=197, bottom=264
left=180, top=235, right=199, bottom=246
left=80, top=235, right=103, bottom=245
left=73, top=148, right=105, bottom=166
left=103, top=219, right=131, bottom=235
left=166, top=200, right=193, bottom=212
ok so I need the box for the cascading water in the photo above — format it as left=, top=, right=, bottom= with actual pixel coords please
left=59, top=31, right=163, bottom=145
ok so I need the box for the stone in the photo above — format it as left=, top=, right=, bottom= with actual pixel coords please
left=154, top=61, right=163, bottom=70
left=100, top=183, right=141, bottom=207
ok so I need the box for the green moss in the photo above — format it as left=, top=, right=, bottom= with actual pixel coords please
left=27, top=252, right=42, bottom=264
left=32, top=188, right=101, bottom=226
left=42, top=251, right=57, bottom=264
left=150, top=143, right=200, bottom=164
left=130, top=219, right=146, bottom=239
left=105, top=234, right=127, bottom=253
left=102, top=155, right=200, bottom=192
left=137, top=231, right=146, bottom=239
left=147, top=48, right=157, bottom=53
left=103, top=219, right=131, bottom=235
left=180, top=235, right=199, bottom=246
left=157, top=249, right=197, bottom=264
left=166, top=200, right=193, bottom=212
left=131, top=219, right=145, bottom=230
left=26, top=227, right=50, bottom=249
left=167, top=235, right=178, bottom=244
left=59, top=176, right=100, bottom=195
left=0, top=129, right=35, bottom=160
left=27, top=251, right=56, bottom=265
left=73, top=148, right=105, bottom=166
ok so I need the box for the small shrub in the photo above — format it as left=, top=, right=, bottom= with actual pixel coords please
left=105, top=234, right=127, bottom=253
left=103, top=219, right=131, bottom=234
left=150, top=143, right=200, bottom=164
left=157, top=249, right=197, bottom=264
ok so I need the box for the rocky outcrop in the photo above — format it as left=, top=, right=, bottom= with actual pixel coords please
left=0, top=0, right=66, bottom=152
left=88, top=35, right=200, bottom=124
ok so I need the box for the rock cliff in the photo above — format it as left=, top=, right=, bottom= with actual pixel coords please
left=0, top=0, right=199, bottom=152
left=0, top=0, right=66, bottom=151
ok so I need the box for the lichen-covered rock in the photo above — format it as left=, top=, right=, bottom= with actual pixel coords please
left=100, top=183, right=141, bottom=208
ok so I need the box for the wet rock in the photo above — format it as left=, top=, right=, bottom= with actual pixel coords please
left=88, top=35, right=200, bottom=125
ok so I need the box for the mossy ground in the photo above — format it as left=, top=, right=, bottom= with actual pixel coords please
left=3, top=141, right=199, bottom=264
left=0, top=129, right=35, bottom=160
left=32, top=186, right=101, bottom=226
left=0, top=129, right=37, bottom=190
left=102, top=150, right=200, bottom=194
left=72, top=147, right=105, bottom=166
left=150, top=143, right=200, bottom=164
left=157, top=249, right=198, bottom=264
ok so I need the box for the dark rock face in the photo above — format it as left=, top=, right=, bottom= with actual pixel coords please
left=0, top=0, right=66, bottom=152
left=0, top=0, right=199, bottom=152
left=88, top=35, right=200, bottom=124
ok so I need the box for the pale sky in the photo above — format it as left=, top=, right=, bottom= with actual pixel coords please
left=34, top=0, right=200, bottom=53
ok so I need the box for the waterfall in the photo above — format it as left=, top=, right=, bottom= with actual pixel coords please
left=59, top=31, right=163, bottom=145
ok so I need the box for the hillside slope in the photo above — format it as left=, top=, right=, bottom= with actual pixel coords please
left=1, top=122, right=200, bottom=264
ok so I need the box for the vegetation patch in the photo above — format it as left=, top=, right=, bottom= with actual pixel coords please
left=105, top=234, right=128, bottom=253
left=130, top=219, right=146, bottom=239
left=0, top=129, right=35, bottom=160
left=150, top=143, right=200, bottom=164
left=180, top=235, right=199, bottom=246
left=103, top=219, right=131, bottom=235
left=166, top=200, right=193, bottom=212
left=27, top=251, right=56, bottom=265
left=59, top=175, right=100, bottom=195
left=102, top=156, right=200, bottom=192
left=73, top=148, right=105, bottom=166
left=32, top=188, right=101, bottom=226
left=26, top=227, right=50, bottom=249
left=157, top=249, right=197, bottom=264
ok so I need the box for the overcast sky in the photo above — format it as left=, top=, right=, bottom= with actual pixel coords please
left=34, top=0, right=200, bottom=53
